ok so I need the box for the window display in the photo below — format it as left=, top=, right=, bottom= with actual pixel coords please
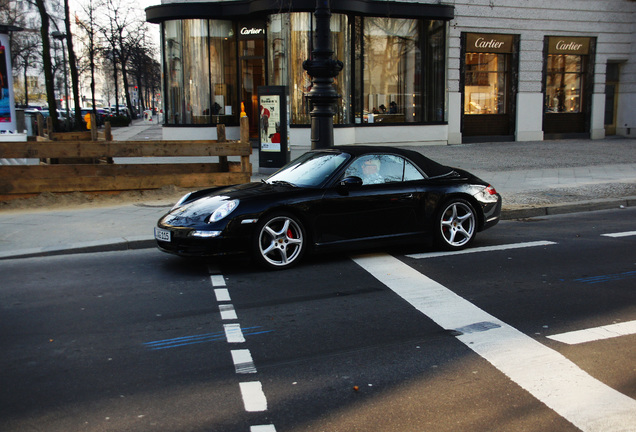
left=162, top=12, right=447, bottom=128
left=464, top=53, right=508, bottom=114
left=545, top=54, right=583, bottom=113
left=163, top=19, right=236, bottom=125
left=268, top=13, right=350, bottom=125
left=361, top=17, right=421, bottom=124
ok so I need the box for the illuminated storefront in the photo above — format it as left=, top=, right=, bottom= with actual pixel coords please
left=147, top=1, right=636, bottom=145
left=543, top=36, right=595, bottom=138
left=146, top=0, right=453, bottom=144
left=461, top=33, right=518, bottom=142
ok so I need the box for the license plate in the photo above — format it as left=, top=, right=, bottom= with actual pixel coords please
left=154, top=227, right=171, bottom=242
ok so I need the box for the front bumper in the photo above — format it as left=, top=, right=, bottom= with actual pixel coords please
left=155, top=225, right=251, bottom=257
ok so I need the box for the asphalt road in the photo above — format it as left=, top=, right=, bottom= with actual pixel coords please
left=1, top=208, right=634, bottom=432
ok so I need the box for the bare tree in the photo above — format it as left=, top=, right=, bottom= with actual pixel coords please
left=100, top=0, right=145, bottom=118
left=128, top=31, right=160, bottom=114
left=34, top=0, right=60, bottom=130
left=63, top=0, right=83, bottom=128
left=13, top=37, right=40, bottom=105
left=2, top=1, right=42, bottom=107
left=74, top=0, right=101, bottom=116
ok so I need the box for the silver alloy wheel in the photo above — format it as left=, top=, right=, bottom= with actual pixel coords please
left=257, top=214, right=304, bottom=268
left=439, top=200, right=476, bottom=248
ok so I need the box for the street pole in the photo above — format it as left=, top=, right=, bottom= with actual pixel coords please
left=52, top=31, right=70, bottom=131
left=302, top=0, right=343, bottom=149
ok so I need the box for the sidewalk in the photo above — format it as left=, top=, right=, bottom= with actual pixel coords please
left=0, top=120, right=634, bottom=259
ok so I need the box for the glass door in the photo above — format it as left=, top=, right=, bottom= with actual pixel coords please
left=461, top=33, right=516, bottom=141
left=240, top=39, right=265, bottom=139
left=604, top=62, right=620, bottom=136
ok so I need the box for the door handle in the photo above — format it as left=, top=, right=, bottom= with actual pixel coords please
left=394, top=193, right=414, bottom=201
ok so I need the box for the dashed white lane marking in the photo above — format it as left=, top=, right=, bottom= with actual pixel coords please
left=214, top=288, right=231, bottom=302
left=231, top=349, right=258, bottom=374
left=353, top=253, right=636, bottom=432
left=209, top=270, right=274, bottom=429
left=239, top=381, right=268, bottom=412
left=602, top=231, right=636, bottom=238
left=405, top=240, right=557, bottom=259
left=223, top=323, right=246, bottom=343
left=548, top=320, right=636, bottom=345
left=250, top=425, right=277, bottom=432
left=210, top=275, right=226, bottom=286
left=219, top=304, right=238, bottom=320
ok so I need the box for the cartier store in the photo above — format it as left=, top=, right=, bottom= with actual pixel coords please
left=543, top=36, right=595, bottom=138
left=146, top=0, right=454, bottom=144
left=461, top=33, right=518, bottom=142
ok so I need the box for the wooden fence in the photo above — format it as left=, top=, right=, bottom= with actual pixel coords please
left=0, top=116, right=251, bottom=199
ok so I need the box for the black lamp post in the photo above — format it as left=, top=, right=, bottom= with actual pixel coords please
left=51, top=31, right=70, bottom=130
left=302, top=0, right=343, bottom=149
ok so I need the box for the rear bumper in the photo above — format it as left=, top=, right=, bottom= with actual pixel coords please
left=481, top=194, right=502, bottom=231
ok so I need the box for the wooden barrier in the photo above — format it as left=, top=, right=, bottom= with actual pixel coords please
left=0, top=116, right=252, bottom=199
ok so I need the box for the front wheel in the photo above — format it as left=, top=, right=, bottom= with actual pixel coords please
left=434, top=199, right=477, bottom=250
left=253, top=212, right=306, bottom=269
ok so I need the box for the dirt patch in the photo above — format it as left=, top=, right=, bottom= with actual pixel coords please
left=0, top=185, right=190, bottom=213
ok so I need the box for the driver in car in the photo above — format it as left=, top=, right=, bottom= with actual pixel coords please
left=361, top=158, right=384, bottom=184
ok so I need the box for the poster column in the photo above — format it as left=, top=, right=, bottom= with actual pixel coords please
left=258, top=86, right=290, bottom=174
left=0, top=32, right=16, bottom=133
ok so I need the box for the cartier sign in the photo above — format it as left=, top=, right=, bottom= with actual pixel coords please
left=548, top=37, right=590, bottom=55
left=238, top=21, right=265, bottom=39
left=240, top=27, right=264, bottom=36
left=466, top=33, right=514, bottom=53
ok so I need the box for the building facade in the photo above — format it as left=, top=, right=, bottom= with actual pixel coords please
left=146, top=0, right=636, bottom=146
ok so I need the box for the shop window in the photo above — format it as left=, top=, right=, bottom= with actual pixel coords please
left=423, top=20, right=446, bottom=122
left=164, top=21, right=184, bottom=125
left=210, top=22, right=236, bottom=123
left=268, top=13, right=350, bottom=125
left=162, top=19, right=236, bottom=125
left=545, top=54, right=583, bottom=113
left=464, top=53, right=508, bottom=114
left=355, top=18, right=445, bottom=125
left=362, top=17, right=421, bottom=124
left=183, top=20, right=211, bottom=124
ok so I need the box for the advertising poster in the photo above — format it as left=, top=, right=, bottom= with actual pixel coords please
left=260, top=94, right=281, bottom=152
left=0, top=33, right=16, bottom=132
left=0, top=43, right=10, bottom=123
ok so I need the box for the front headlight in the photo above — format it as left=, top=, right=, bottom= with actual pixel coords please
left=208, top=199, right=239, bottom=223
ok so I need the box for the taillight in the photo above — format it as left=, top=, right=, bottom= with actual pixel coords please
left=485, top=185, right=497, bottom=195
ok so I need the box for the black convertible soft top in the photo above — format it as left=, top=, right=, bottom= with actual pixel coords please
left=329, top=145, right=455, bottom=178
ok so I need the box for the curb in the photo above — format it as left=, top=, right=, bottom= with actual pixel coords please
left=0, top=237, right=155, bottom=261
left=2, top=197, right=634, bottom=260
left=500, top=196, right=635, bottom=220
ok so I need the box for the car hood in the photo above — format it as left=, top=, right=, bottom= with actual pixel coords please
left=160, top=182, right=304, bottom=227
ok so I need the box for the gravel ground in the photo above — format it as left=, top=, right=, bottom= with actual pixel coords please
left=404, top=137, right=636, bottom=207
left=410, top=137, right=636, bottom=171
left=502, top=182, right=636, bottom=206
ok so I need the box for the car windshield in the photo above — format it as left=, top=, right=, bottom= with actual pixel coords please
left=266, top=151, right=350, bottom=188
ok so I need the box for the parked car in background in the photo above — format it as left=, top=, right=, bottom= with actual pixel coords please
left=155, top=146, right=502, bottom=269
left=79, top=108, right=109, bottom=127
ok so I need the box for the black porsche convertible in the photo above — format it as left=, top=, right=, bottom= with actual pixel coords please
left=155, top=146, right=502, bottom=269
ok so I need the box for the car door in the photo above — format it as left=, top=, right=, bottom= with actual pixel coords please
left=314, top=154, right=426, bottom=245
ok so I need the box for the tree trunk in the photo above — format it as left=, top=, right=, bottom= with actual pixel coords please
left=35, top=0, right=60, bottom=131
left=64, top=0, right=83, bottom=128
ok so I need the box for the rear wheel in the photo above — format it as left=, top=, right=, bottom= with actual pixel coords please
left=253, top=212, right=306, bottom=269
left=434, top=199, right=476, bottom=250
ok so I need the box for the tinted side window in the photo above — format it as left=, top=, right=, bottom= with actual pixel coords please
left=344, top=154, right=423, bottom=185
left=404, top=160, right=425, bottom=181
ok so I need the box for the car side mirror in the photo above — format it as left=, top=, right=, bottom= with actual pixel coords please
left=339, top=176, right=363, bottom=191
